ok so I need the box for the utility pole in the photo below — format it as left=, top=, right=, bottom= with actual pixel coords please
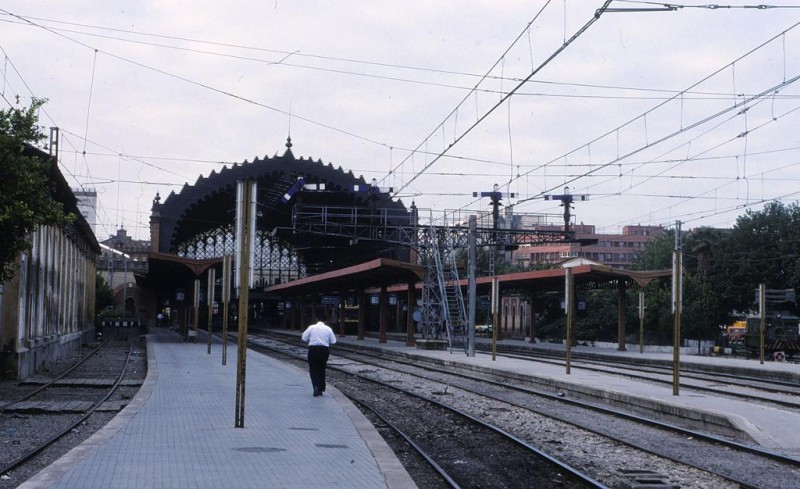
left=207, top=268, right=216, bottom=355
left=123, top=257, right=128, bottom=318
left=638, top=291, right=645, bottom=354
left=468, top=215, right=476, bottom=357
left=672, top=221, right=682, bottom=396
left=488, top=184, right=502, bottom=238
left=49, top=127, right=59, bottom=161
left=222, top=255, right=231, bottom=366
left=565, top=267, right=574, bottom=374
left=235, top=179, right=256, bottom=428
left=758, top=283, right=766, bottom=365
left=192, top=279, right=200, bottom=343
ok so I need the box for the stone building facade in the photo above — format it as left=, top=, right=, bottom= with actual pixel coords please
left=97, top=227, right=151, bottom=318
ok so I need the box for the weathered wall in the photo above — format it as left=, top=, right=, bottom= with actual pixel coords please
left=0, top=224, right=98, bottom=380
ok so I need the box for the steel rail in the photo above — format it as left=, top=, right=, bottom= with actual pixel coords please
left=4, top=340, right=108, bottom=407
left=343, top=371, right=609, bottom=489
left=245, top=333, right=608, bottom=489
left=0, top=347, right=134, bottom=478
left=357, top=339, right=800, bottom=464
left=473, top=345, right=800, bottom=410
left=349, top=398, right=461, bottom=489
left=251, top=332, right=794, bottom=488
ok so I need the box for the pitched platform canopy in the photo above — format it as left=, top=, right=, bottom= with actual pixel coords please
left=264, top=258, right=425, bottom=295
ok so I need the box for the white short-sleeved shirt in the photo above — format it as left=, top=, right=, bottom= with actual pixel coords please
left=302, top=322, right=337, bottom=347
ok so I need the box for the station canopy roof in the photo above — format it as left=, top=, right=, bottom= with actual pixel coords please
left=264, top=258, right=425, bottom=296
left=475, top=262, right=672, bottom=293
left=264, top=257, right=670, bottom=298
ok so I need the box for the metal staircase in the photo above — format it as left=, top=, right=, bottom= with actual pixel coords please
left=420, top=215, right=468, bottom=353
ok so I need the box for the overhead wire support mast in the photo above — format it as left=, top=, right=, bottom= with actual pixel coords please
left=544, top=186, right=588, bottom=236
left=474, top=186, right=516, bottom=361
left=474, top=183, right=515, bottom=249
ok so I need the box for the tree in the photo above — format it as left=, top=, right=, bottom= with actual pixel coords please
left=575, top=289, right=620, bottom=341
left=722, top=201, right=800, bottom=307
left=456, top=246, right=554, bottom=277
left=0, top=97, right=70, bottom=282
left=632, top=226, right=731, bottom=343
left=631, top=205, right=800, bottom=344
left=95, top=274, right=115, bottom=312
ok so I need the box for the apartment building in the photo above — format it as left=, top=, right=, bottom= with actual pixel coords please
left=511, top=223, right=664, bottom=270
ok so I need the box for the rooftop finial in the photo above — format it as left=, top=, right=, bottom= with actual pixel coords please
left=282, top=135, right=295, bottom=159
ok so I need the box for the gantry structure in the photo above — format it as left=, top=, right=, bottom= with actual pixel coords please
left=143, top=139, right=583, bottom=351
left=290, top=202, right=581, bottom=351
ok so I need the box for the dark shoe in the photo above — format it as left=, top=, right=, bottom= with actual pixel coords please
left=313, top=388, right=321, bottom=397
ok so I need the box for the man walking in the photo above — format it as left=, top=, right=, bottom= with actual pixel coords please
left=301, top=314, right=337, bottom=397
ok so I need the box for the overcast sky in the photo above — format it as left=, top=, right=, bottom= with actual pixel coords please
left=2, top=1, right=799, bottom=241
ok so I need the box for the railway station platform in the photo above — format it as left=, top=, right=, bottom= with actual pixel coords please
left=277, top=329, right=800, bottom=458
left=18, top=328, right=415, bottom=489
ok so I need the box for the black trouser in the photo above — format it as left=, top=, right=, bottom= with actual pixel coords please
left=307, top=346, right=330, bottom=393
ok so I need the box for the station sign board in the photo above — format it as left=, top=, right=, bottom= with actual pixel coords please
left=321, top=295, right=340, bottom=305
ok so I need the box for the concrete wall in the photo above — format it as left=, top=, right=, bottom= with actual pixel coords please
left=15, top=329, right=94, bottom=379
left=0, top=224, right=98, bottom=380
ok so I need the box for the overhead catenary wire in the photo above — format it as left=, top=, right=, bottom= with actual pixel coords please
left=8, top=12, right=794, bottom=102
left=612, top=1, right=800, bottom=10
left=609, top=110, right=800, bottom=229
left=7, top=4, right=792, bottom=181
left=80, top=49, right=98, bottom=176
left=51, top=139, right=800, bottom=175
left=564, top=72, right=800, bottom=229
left=0, top=9, right=394, bottom=152
left=2, top=4, right=799, bottom=238
left=512, top=20, right=800, bottom=205
left=392, top=7, right=800, bottom=228
left=517, top=77, right=797, bottom=209
left=0, top=43, right=123, bottom=241
left=579, top=88, right=800, bottom=202
left=388, top=1, right=614, bottom=201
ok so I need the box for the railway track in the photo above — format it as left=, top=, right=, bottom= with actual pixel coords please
left=473, top=343, right=800, bottom=412
left=244, top=333, right=607, bottom=488
left=355, top=401, right=458, bottom=489
left=0, top=336, right=145, bottom=487
left=248, top=332, right=795, bottom=488
left=346, top=375, right=606, bottom=488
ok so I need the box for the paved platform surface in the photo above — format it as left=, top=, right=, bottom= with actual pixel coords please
left=318, top=331, right=800, bottom=458
left=19, top=328, right=416, bottom=489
